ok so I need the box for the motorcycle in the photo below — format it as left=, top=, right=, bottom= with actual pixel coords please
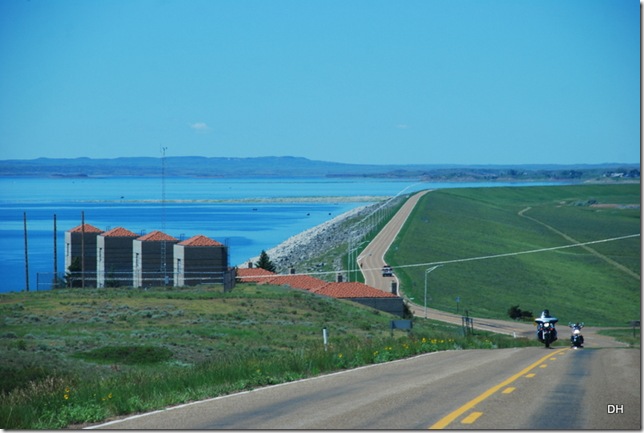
left=535, top=310, right=558, bottom=348
left=569, top=322, right=584, bottom=348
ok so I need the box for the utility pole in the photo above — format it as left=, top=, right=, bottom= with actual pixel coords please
left=424, top=265, right=442, bottom=319
left=23, top=212, right=29, bottom=291
left=53, top=213, right=58, bottom=288
left=81, top=211, right=85, bottom=288
left=161, top=146, right=168, bottom=286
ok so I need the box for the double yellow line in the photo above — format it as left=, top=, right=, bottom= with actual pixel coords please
left=429, top=347, right=568, bottom=429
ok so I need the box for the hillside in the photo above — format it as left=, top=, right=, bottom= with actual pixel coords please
left=0, top=284, right=531, bottom=429
left=0, top=156, right=639, bottom=180
left=387, top=183, right=641, bottom=326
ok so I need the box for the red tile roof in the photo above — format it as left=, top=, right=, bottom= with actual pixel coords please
left=261, top=274, right=327, bottom=290
left=68, top=223, right=103, bottom=233
left=312, top=282, right=398, bottom=298
left=101, top=227, right=139, bottom=238
left=236, top=267, right=277, bottom=283
left=137, top=230, right=178, bottom=242
left=178, top=234, right=223, bottom=247
left=238, top=269, right=397, bottom=300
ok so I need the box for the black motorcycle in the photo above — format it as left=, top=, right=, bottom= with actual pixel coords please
left=569, top=322, right=584, bottom=348
left=535, top=310, right=558, bottom=348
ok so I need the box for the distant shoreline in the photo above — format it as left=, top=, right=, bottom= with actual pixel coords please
left=2, top=196, right=390, bottom=204
left=0, top=156, right=638, bottom=181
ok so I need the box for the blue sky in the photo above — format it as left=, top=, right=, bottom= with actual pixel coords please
left=0, top=0, right=639, bottom=165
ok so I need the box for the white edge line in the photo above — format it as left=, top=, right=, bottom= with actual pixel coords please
left=85, top=349, right=449, bottom=429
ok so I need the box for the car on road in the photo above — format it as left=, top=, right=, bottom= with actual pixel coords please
left=382, top=265, right=393, bottom=277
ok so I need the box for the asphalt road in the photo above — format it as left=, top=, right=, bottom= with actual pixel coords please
left=91, top=346, right=639, bottom=429
left=360, top=190, right=429, bottom=293
left=89, top=190, right=640, bottom=430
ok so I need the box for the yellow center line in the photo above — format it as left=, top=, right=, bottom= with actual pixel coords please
left=461, top=412, right=483, bottom=424
left=428, top=348, right=568, bottom=429
left=502, top=387, right=515, bottom=394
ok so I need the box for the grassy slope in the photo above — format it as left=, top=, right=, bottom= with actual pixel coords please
left=1, top=283, right=534, bottom=428
left=387, top=184, right=640, bottom=326
left=0, top=285, right=396, bottom=371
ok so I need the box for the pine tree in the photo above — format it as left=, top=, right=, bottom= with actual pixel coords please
left=65, top=257, right=82, bottom=288
left=255, top=250, right=276, bottom=272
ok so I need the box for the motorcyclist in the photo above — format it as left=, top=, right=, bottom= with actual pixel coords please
left=534, top=309, right=558, bottom=343
left=569, top=322, right=584, bottom=347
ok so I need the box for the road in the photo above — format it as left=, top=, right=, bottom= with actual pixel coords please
left=91, top=346, right=639, bottom=429
left=89, top=190, right=640, bottom=430
left=360, top=190, right=428, bottom=291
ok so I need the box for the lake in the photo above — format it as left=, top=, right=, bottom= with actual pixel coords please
left=0, top=176, right=563, bottom=293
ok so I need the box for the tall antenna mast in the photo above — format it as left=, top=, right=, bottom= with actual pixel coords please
left=161, top=147, right=168, bottom=285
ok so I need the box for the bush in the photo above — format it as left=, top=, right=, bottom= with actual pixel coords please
left=507, top=305, right=533, bottom=321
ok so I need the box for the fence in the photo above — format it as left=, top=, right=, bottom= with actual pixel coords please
left=34, top=270, right=235, bottom=291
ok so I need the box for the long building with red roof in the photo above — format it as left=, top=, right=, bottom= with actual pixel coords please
left=235, top=268, right=404, bottom=316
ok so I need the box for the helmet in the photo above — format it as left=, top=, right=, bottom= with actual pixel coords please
left=541, top=309, right=550, bottom=317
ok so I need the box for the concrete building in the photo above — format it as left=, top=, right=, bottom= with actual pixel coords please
left=64, top=223, right=103, bottom=287
left=133, top=230, right=179, bottom=288
left=97, top=227, right=139, bottom=287
left=173, top=234, right=228, bottom=286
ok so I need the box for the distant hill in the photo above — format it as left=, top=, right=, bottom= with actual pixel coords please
left=0, top=156, right=639, bottom=181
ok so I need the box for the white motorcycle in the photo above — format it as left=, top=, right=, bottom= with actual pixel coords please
left=569, top=322, right=584, bottom=348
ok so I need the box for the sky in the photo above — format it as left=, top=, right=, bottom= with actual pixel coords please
left=0, top=0, right=640, bottom=165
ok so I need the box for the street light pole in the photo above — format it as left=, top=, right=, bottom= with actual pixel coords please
left=424, top=265, right=442, bottom=319
left=348, top=241, right=368, bottom=282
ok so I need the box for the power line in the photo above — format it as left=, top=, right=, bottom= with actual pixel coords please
left=394, top=233, right=640, bottom=270
left=241, top=233, right=640, bottom=279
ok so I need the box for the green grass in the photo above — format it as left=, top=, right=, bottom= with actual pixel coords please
left=597, top=327, right=641, bottom=348
left=387, top=184, right=640, bottom=326
left=0, top=284, right=538, bottom=429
